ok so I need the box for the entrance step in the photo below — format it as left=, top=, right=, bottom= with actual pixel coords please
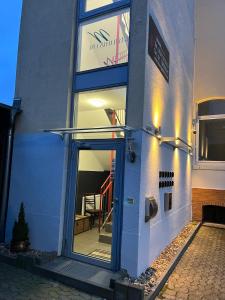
left=105, top=222, right=112, bottom=233
left=38, top=257, right=120, bottom=299
left=99, top=232, right=112, bottom=244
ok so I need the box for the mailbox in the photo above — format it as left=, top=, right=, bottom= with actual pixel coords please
left=145, top=197, right=158, bottom=222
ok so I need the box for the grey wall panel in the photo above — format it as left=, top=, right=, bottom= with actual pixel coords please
left=15, top=0, right=77, bottom=132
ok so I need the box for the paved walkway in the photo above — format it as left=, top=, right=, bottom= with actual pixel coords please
left=158, top=225, right=225, bottom=300
left=0, top=262, right=102, bottom=300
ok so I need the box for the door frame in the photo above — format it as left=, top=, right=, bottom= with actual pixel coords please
left=63, top=138, right=125, bottom=271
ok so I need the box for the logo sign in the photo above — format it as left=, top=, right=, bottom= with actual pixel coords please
left=148, top=16, right=170, bottom=82
left=88, top=29, right=111, bottom=43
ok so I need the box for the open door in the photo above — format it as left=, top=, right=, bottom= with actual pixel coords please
left=64, top=139, right=125, bottom=271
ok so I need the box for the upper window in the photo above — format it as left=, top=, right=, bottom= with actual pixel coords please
left=85, top=0, right=123, bottom=12
left=73, top=86, right=126, bottom=139
left=198, top=99, right=225, bottom=162
left=77, top=8, right=130, bottom=72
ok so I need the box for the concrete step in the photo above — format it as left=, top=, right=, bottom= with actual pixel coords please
left=99, top=232, right=112, bottom=244
left=105, top=222, right=112, bottom=233
left=38, top=257, right=120, bottom=299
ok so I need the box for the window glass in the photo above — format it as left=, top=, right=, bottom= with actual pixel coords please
left=77, top=9, right=130, bottom=72
left=198, top=100, right=225, bottom=116
left=85, top=0, right=122, bottom=12
left=73, top=86, right=126, bottom=139
left=199, top=119, right=225, bottom=161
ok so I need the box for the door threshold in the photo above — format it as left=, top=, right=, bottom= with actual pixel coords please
left=39, top=256, right=121, bottom=299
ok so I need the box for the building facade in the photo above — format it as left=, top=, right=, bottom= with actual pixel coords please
left=5, top=0, right=195, bottom=277
left=192, top=0, right=225, bottom=222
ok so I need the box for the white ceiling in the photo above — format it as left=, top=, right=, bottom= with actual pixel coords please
left=76, top=87, right=126, bottom=111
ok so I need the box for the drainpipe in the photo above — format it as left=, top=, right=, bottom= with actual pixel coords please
left=0, top=98, right=22, bottom=242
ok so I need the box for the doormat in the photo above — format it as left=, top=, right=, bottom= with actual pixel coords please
left=88, top=249, right=111, bottom=261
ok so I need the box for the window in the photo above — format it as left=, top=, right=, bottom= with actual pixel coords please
left=77, top=9, right=130, bottom=72
left=84, top=0, right=123, bottom=12
left=73, top=86, right=127, bottom=139
left=198, top=100, right=225, bottom=162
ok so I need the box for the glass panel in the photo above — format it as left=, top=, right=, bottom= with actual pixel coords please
left=73, top=149, right=116, bottom=262
left=85, top=0, right=122, bottom=12
left=73, top=86, right=126, bottom=139
left=199, top=119, right=225, bottom=161
left=77, top=9, right=130, bottom=72
left=198, top=100, right=225, bottom=116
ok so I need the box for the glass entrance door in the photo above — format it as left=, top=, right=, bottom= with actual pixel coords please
left=64, top=140, right=124, bottom=271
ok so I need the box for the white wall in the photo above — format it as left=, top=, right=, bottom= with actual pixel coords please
left=193, top=0, right=225, bottom=190
left=121, top=0, right=194, bottom=276
left=137, top=0, right=194, bottom=275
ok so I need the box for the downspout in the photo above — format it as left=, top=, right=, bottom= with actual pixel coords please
left=0, top=98, right=22, bottom=242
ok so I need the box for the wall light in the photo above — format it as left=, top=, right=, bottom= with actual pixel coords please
left=89, top=99, right=106, bottom=108
left=160, top=137, right=193, bottom=154
left=155, top=126, right=162, bottom=139
left=145, top=125, right=162, bottom=139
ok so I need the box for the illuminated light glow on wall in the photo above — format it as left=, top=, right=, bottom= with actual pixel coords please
left=147, top=135, right=160, bottom=187
left=150, top=73, right=166, bottom=130
left=173, top=76, right=185, bottom=139
left=173, top=149, right=180, bottom=188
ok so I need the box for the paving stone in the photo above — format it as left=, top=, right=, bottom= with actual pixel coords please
left=159, top=226, right=225, bottom=300
left=0, top=262, right=102, bottom=300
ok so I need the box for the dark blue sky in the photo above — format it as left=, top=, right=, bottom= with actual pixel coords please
left=0, top=0, right=22, bottom=105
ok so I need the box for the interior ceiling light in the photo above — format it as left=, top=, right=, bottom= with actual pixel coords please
left=89, top=99, right=106, bottom=108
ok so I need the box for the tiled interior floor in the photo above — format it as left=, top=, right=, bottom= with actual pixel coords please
left=73, top=227, right=111, bottom=261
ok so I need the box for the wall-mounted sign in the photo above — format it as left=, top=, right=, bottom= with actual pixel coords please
left=148, top=16, right=170, bottom=82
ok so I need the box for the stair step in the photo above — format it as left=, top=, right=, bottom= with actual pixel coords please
left=99, top=232, right=112, bottom=245
left=105, top=222, right=112, bottom=233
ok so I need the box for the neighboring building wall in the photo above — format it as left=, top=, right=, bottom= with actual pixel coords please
left=192, top=0, right=225, bottom=217
left=192, top=188, right=225, bottom=221
left=5, top=0, right=76, bottom=251
left=0, top=105, right=11, bottom=241
left=121, top=0, right=195, bottom=276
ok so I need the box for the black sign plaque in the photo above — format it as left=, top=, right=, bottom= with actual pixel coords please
left=148, top=16, right=170, bottom=82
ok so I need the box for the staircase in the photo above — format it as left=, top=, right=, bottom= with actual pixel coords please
left=99, top=222, right=112, bottom=244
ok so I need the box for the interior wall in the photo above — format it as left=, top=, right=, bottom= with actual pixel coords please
left=193, top=0, right=225, bottom=190
left=79, top=151, right=105, bottom=172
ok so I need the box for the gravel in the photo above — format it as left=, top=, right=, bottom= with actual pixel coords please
left=0, top=243, right=57, bottom=264
left=124, top=222, right=198, bottom=295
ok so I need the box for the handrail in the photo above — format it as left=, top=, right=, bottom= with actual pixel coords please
left=100, top=174, right=111, bottom=191
left=102, top=181, right=112, bottom=196
left=98, top=180, right=113, bottom=232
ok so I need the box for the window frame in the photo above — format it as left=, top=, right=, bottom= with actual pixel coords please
left=70, top=0, right=131, bottom=131
left=79, top=0, right=130, bottom=21
left=73, top=84, right=128, bottom=134
left=195, top=100, right=225, bottom=170
left=76, top=6, right=130, bottom=74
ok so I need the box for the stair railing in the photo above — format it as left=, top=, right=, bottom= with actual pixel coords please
left=98, top=175, right=113, bottom=232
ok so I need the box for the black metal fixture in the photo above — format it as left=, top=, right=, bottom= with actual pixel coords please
left=145, top=197, right=158, bottom=222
